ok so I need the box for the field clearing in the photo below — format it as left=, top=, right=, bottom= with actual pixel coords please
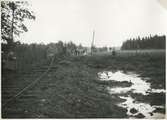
left=93, top=49, right=165, bottom=56
left=117, top=49, right=165, bottom=55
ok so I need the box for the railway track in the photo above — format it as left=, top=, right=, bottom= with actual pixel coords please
left=2, top=58, right=57, bottom=118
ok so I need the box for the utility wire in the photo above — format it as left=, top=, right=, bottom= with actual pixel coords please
left=2, top=56, right=55, bottom=107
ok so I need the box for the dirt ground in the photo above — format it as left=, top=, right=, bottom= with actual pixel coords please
left=2, top=53, right=165, bottom=118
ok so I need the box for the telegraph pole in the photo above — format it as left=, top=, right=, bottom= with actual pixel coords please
left=91, top=30, right=95, bottom=55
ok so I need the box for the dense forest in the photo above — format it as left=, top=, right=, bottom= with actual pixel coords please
left=121, top=35, right=166, bottom=50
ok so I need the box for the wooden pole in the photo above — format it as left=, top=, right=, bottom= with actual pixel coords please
left=91, top=30, right=95, bottom=55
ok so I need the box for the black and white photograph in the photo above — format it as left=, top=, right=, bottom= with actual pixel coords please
left=1, top=0, right=166, bottom=118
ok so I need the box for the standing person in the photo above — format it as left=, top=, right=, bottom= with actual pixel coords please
left=112, top=48, right=116, bottom=56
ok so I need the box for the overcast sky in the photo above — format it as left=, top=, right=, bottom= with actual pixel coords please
left=19, top=0, right=167, bottom=47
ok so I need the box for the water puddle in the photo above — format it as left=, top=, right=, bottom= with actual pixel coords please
left=98, top=71, right=166, bottom=118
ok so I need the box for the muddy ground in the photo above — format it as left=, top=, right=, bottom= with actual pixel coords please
left=2, top=53, right=165, bottom=118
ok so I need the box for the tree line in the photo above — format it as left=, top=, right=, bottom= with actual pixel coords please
left=121, top=35, right=166, bottom=50
left=4, top=41, right=87, bottom=71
